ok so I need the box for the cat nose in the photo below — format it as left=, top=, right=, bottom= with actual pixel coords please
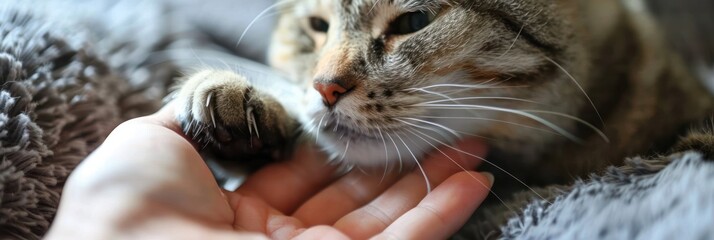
left=314, top=81, right=349, bottom=107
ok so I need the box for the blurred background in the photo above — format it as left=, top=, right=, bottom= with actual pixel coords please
left=159, top=0, right=278, bottom=63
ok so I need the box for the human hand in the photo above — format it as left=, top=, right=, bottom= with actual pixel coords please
left=45, top=104, right=492, bottom=240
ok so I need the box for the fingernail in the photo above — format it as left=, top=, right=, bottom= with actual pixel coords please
left=479, top=171, right=495, bottom=187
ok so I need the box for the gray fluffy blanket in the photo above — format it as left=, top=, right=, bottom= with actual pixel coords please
left=0, top=1, right=712, bottom=239
left=455, top=151, right=714, bottom=240
left=0, top=1, right=174, bottom=238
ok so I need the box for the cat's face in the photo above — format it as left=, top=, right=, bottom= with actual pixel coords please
left=270, top=0, right=593, bottom=166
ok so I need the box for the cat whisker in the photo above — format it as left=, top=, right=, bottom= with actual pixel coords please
left=418, top=103, right=583, bottom=143
left=396, top=117, right=460, bottom=139
left=499, top=24, right=525, bottom=58
left=315, top=113, right=327, bottom=143
left=420, top=96, right=542, bottom=105
left=408, top=84, right=529, bottom=99
left=341, top=139, right=351, bottom=161
left=403, top=127, right=514, bottom=212
left=396, top=118, right=454, bottom=142
left=498, top=8, right=543, bottom=59
left=477, top=77, right=502, bottom=86
left=334, top=113, right=342, bottom=132
left=407, top=83, right=520, bottom=91
left=395, top=133, right=432, bottom=193
left=410, top=127, right=550, bottom=203
left=416, top=115, right=562, bottom=136
left=409, top=88, right=456, bottom=103
left=377, top=127, right=390, bottom=184
left=410, top=88, right=510, bottom=105
left=368, top=0, right=382, bottom=14
left=523, top=110, right=609, bottom=142
left=236, top=1, right=292, bottom=48
left=305, top=118, right=317, bottom=133
left=543, top=56, right=605, bottom=127
left=386, top=132, right=403, bottom=173
left=402, top=117, right=495, bottom=144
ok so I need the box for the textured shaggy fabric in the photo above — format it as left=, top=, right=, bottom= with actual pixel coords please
left=502, top=153, right=713, bottom=239
left=455, top=150, right=714, bottom=240
left=0, top=1, right=177, bottom=238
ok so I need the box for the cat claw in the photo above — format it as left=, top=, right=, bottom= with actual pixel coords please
left=246, top=106, right=260, bottom=139
left=206, top=92, right=217, bottom=128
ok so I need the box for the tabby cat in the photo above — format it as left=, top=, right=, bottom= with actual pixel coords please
left=173, top=0, right=713, bottom=232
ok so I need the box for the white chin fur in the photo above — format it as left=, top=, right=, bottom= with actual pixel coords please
left=313, top=130, right=442, bottom=167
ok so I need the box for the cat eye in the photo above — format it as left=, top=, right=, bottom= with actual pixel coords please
left=309, top=17, right=330, bottom=33
left=389, top=11, right=435, bottom=35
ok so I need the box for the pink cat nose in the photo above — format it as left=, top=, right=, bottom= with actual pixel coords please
left=314, top=82, right=348, bottom=107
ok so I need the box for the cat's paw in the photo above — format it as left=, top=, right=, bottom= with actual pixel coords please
left=174, top=70, right=297, bottom=167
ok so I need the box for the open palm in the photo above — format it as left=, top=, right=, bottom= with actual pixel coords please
left=46, top=105, right=492, bottom=240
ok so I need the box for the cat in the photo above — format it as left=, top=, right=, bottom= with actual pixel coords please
left=172, top=1, right=714, bottom=236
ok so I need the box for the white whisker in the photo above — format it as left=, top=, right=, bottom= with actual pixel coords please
left=341, top=139, right=351, bottom=161
left=403, top=127, right=514, bottom=212
left=410, top=87, right=531, bottom=106
left=395, top=133, right=431, bottom=193
left=418, top=104, right=583, bottom=143
left=334, top=114, right=341, bottom=132
left=416, top=115, right=561, bottom=136
left=543, top=56, right=605, bottom=127
left=499, top=24, right=524, bottom=58
left=377, top=128, right=390, bottom=184
left=236, top=1, right=290, bottom=48
left=398, top=117, right=460, bottom=138
left=368, top=0, right=382, bottom=14
left=386, top=132, right=403, bottom=173
left=396, top=118, right=454, bottom=141
left=305, top=118, right=317, bottom=133
left=410, top=128, right=550, bottom=203
left=420, top=96, right=541, bottom=105
left=403, top=118, right=496, bottom=141
left=315, top=113, right=327, bottom=143
left=407, top=83, right=523, bottom=91
left=523, top=110, right=610, bottom=142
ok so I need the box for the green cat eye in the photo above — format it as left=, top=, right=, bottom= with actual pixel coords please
left=309, top=17, right=330, bottom=33
left=389, top=11, right=435, bottom=35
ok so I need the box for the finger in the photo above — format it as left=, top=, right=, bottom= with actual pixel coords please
left=333, top=139, right=487, bottom=239
left=201, top=232, right=269, bottom=240
left=375, top=171, right=493, bottom=240
left=228, top=193, right=303, bottom=239
left=228, top=193, right=347, bottom=240
left=117, top=101, right=204, bottom=150
left=293, top=226, right=350, bottom=240
left=233, top=145, right=340, bottom=214
left=129, top=101, right=184, bottom=135
left=292, top=167, right=404, bottom=226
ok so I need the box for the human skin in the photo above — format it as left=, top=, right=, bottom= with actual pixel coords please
left=44, top=103, right=493, bottom=240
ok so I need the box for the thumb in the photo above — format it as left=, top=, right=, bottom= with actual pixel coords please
left=136, top=101, right=183, bottom=135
